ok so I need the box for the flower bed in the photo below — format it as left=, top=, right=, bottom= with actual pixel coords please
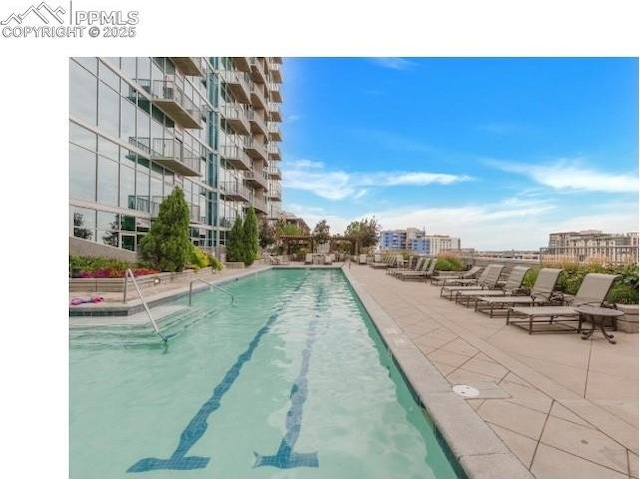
left=79, top=267, right=159, bottom=279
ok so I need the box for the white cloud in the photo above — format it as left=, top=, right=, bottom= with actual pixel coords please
left=286, top=114, right=304, bottom=123
left=282, top=159, right=473, bottom=201
left=285, top=197, right=638, bottom=251
left=488, top=158, right=638, bottom=193
left=369, top=57, right=416, bottom=70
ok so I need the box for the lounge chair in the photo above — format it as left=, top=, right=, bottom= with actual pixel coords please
left=454, top=266, right=530, bottom=307
left=440, top=264, right=504, bottom=299
left=358, top=254, right=368, bottom=264
left=397, top=258, right=437, bottom=281
left=474, top=268, right=564, bottom=317
left=431, top=266, right=483, bottom=286
left=387, top=255, right=418, bottom=275
left=507, top=273, right=620, bottom=334
left=371, top=254, right=402, bottom=269
left=304, top=253, right=313, bottom=265
left=390, top=257, right=426, bottom=277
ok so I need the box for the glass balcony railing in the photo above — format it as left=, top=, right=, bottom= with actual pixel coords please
left=250, top=83, right=268, bottom=110
left=219, top=69, right=251, bottom=104
left=170, top=57, right=206, bottom=77
left=220, top=145, right=252, bottom=171
left=268, top=102, right=282, bottom=122
left=246, top=109, right=268, bottom=135
left=267, top=143, right=281, bottom=160
left=220, top=101, right=250, bottom=135
left=140, top=78, right=207, bottom=129
left=243, top=170, right=268, bottom=190
left=243, top=137, right=268, bottom=162
left=150, top=137, right=202, bottom=176
left=268, top=82, right=282, bottom=103
left=268, top=123, right=282, bottom=141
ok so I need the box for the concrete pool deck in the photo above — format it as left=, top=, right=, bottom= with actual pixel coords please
left=346, top=263, right=638, bottom=479
left=69, top=262, right=639, bottom=478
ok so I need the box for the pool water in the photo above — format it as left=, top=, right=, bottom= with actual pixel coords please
left=70, top=269, right=461, bottom=478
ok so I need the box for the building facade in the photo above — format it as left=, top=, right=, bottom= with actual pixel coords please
left=379, top=229, right=460, bottom=255
left=541, top=230, right=639, bottom=264
left=69, top=57, right=283, bottom=258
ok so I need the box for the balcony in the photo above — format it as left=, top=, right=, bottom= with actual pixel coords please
left=243, top=137, right=268, bottom=162
left=243, top=170, right=268, bottom=190
left=219, top=70, right=251, bottom=104
left=249, top=57, right=267, bottom=84
left=267, top=143, right=281, bottom=161
left=170, top=57, right=205, bottom=77
left=146, top=79, right=207, bottom=129
left=250, top=83, right=268, bottom=110
left=269, top=62, right=282, bottom=83
left=268, top=102, right=282, bottom=122
left=247, top=109, right=268, bottom=136
left=150, top=138, right=202, bottom=176
left=268, top=82, right=282, bottom=103
left=267, top=166, right=282, bottom=180
left=219, top=181, right=250, bottom=202
left=220, top=102, right=250, bottom=136
left=268, top=123, right=282, bottom=142
left=267, top=185, right=282, bottom=201
left=231, top=57, right=251, bottom=72
left=247, top=196, right=268, bottom=214
left=220, top=145, right=252, bottom=171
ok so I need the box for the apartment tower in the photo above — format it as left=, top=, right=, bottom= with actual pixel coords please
left=69, top=57, right=283, bottom=259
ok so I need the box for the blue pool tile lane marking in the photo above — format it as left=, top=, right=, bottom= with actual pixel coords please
left=254, top=286, right=323, bottom=469
left=127, top=275, right=311, bottom=473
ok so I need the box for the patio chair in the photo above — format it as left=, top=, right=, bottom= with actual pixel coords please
left=323, top=254, right=334, bottom=265
left=440, top=264, right=504, bottom=299
left=431, top=266, right=483, bottom=286
left=304, top=253, right=313, bottom=265
left=387, top=255, right=418, bottom=275
left=454, top=266, right=530, bottom=307
left=474, top=268, right=564, bottom=317
left=506, top=273, right=620, bottom=334
left=397, top=258, right=437, bottom=281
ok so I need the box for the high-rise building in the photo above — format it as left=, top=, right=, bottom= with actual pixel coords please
left=379, top=228, right=460, bottom=255
left=69, top=57, right=283, bottom=259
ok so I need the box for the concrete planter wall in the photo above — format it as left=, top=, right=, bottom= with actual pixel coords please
left=224, top=262, right=245, bottom=269
left=616, top=304, right=639, bottom=333
left=69, top=268, right=215, bottom=293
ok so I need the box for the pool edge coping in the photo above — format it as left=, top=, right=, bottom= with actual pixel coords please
left=341, top=265, right=535, bottom=479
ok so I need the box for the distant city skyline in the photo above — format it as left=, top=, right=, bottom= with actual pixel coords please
left=279, top=58, right=639, bottom=250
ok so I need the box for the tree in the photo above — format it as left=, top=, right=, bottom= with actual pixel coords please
left=226, top=216, right=245, bottom=262
left=313, top=219, right=331, bottom=250
left=344, top=216, right=382, bottom=255
left=243, top=207, right=259, bottom=266
left=275, top=219, right=302, bottom=237
left=139, top=187, right=192, bottom=272
left=259, top=219, right=276, bottom=249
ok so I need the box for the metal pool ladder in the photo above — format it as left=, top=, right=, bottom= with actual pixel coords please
left=189, top=278, right=235, bottom=307
left=122, top=269, right=167, bottom=343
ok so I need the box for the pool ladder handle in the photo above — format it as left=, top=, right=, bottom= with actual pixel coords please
left=122, top=268, right=167, bottom=343
left=189, top=278, right=235, bottom=307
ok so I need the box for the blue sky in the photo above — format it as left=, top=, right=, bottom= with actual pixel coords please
left=279, top=58, right=638, bottom=250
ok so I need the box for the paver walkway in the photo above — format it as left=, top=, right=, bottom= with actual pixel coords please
left=349, top=264, right=638, bottom=479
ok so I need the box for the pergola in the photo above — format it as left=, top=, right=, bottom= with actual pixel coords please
left=277, top=235, right=357, bottom=255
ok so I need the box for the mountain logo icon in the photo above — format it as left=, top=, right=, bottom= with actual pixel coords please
left=1, top=2, right=66, bottom=26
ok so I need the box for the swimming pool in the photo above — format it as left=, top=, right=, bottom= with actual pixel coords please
left=70, top=269, right=462, bottom=478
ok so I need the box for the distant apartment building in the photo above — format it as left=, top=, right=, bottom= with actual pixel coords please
left=69, top=57, right=283, bottom=258
left=541, top=230, right=639, bottom=264
left=380, top=229, right=460, bottom=255
left=280, top=211, right=311, bottom=235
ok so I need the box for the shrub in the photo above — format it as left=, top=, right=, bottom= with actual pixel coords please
left=139, top=187, right=192, bottom=272
left=209, top=256, right=224, bottom=271
left=435, top=255, right=464, bottom=271
left=243, top=207, right=259, bottom=266
left=190, top=246, right=211, bottom=269
left=522, top=267, right=540, bottom=290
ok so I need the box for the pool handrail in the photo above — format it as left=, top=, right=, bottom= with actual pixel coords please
left=189, top=278, right=235, bottom=307
left=122, top=269, right=167, bottom=343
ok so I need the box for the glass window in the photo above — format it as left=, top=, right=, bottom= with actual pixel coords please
left=99, top=61, right=120, bottom=91
left=102, top=57, right=120, bottom=69
left=121, top=57, right=136, bottom=80
left=137, top=110, right=150, bottom=145
left=136, top=171, right=149, bottom=206
left=121, top=96, right=136, bottom=144
left=97, top=156, right=119, bottom=206
left=73, top=207, right=95, bottom=240
left=73, top=57, right=97, bottom=74
left=121, top=235, right=136, bottom=251
left=70, top=60, right=97, bottom=124
left=120, top=164, right=135, bottom=209
left=69, top=122, right=96, bottom=150
left=136, top=217, right=150, bottom=233
left=150, top=175, right=162, bottom=204
left=97, top=211, right=120, bottom=247
left=98, top=137, right=119, bottom=161
left=121, top=215, right=136, bottom=231
left=98, top=82, right=120, bottom=137
left=69, top=144, right=96, bottom=201
left=137, top=57, right=151, bottom=82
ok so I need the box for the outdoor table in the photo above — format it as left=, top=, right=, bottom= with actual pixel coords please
left=576, top=306, right=624, bottom=344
